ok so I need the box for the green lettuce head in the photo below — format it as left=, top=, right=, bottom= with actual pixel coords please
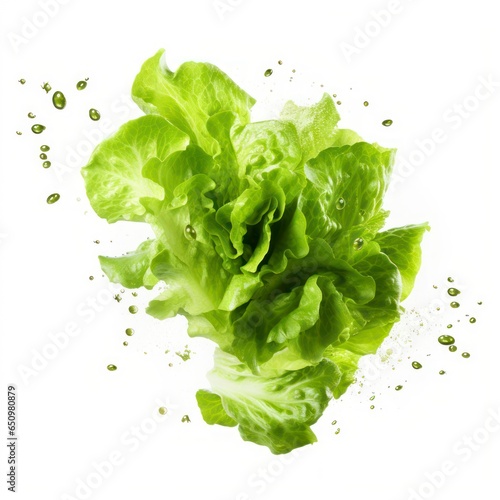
left=82, top=49, right=428, bottom=454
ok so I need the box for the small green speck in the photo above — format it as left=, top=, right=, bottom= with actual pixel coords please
left=382, top=119, right=393, bottom=127
left=469, top=317, right=476, bottom=324
left=16, top=131, right=22, bottom=136
left=369, top=395, right=375, bottom=401
left=19, top=79, right=26, bottom=85
left=412, top=361, right=422, bottom=369
left=181, top=415, right=191, bottom=423
left=370, top=405, right=375, bottom=410
left=125, top=328, right=134, bottom=336
left=46, top=193, right=60, bottom=204
left=450, top=301, right=460, bottom=309
left=107, top=364, right=117, bottom=371
left=89, top=276, right=94, bottom=281
left=123, top=341, right=128, bottom=346
left=363, top=101, right=369, bottom=106
left=462, top=352, right=470, bottom=359
left=41, top=82, right=52, bottom=93
left=449, top=345, right=458, bottom=352
left=447, top=288, right=460, bottom=297
left=28, top=112, right=36, bottom=119
left=264, top=69, right=273, bottom=77
left=128, top=305, right=138, bottom=314
left=447, top=277, right=454, bottom=283
left=40, top=153, right=47, bottom=160
left=447, top=324, right=453, bottom=329
left=439, top=370, right=446, bottom=375
left=42, top=161, right=51, bottom=169
left=158, top=407, right=168, bottom=415
left=335, top=428, right=341, bottom=435
left=40, top=145, right=50, bottom=152
left=395, top=385, right=403, bottom=391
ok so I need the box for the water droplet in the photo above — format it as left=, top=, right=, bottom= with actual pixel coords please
left=89, top=276, right=94, bottom=281
left=469, top=317, right=476, bottom=324
left=462, top=352, right=470, bottom=359
left=477, top=301, right=483, bottom=305
left=438, top=335, right=455, bottom=346
left=40, top=145, right=50, bottom=152
left=94, top=240, right=100, bottom=244
left=52, top=91, right=66, bottom=110
left=28, top=112, right=36, bottom=119
left=19, top=79, right=26, bottom=85
left=335, top=428, right=341, bottom=435
left=331, top=420, right=337, bottom=425
left=128, top=305, right=138, bottom=314
left=132, top=291, right=138, bottom=297
left=447, top=324, right=453, bottom=329
left=450, top=301, right=460, bottom=308
left=264, top=69, right=273, bottom=77
left=447, top=277, right=454, bottom=283
left=125, top=328, right=134, bottom=336
left=382, top=119, right=393, bottom=127
left=439, top=370, right=446, bottom=375
left=42, top=161, right=51, bottom=169
left=412, top=361, right=422, bottom=369
left=40, top=153, right=47, bottom=160
left=123, top=341, right=128, bottom=346
left=181, top=415, right=191, bottom=423
left=395, top=385, right=403, bottom=391
left=278, top=60, right=283, bottom=65
left=41, top=82, right=52, bottom=93
left=332, top=94, right=337, bottom=98
left=184, top=224, right=197, bottom=240
left=107, top=364, right=117, bottom=371
left=369, top=395, right=375, bottom=401
left=31, top=124, right=46, bottom=134
left=449, top=345, right=457, bottom=352
left=336, top=101, right=342, bottom=105
left=16, top=131, right=22, bottom=135
left=89, top=108, right=101, bottom=121
left=353, top=237, right=364, bottom=250
left=158, top=407, right=168, bottom=415
left=46, top=193, right=60, bottom=204
left=363, top=101, right=369, bottom=106
left=76, top=80, right=88, bottom=91
left=336, top=197, right=346, bottom=210
left=370, top=405, right=375, bottom=410
left=432, top=285, right=438, bottom=289
left=447, top=287, right=460, bottom=297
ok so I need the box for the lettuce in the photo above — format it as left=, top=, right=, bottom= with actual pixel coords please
left=82, top=49, right=429, bottom=454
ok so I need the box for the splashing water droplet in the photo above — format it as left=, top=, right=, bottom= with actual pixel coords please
left=41, top=82, right=52, bottom=93
left=438, top=335, right=455, bottom=346
left=336, top=198, right=346, bottom=210
left=450, top=302, right=460, bottom=308
left=19, top=79, right=26, bottom=85
left=42, top=161, right=51, bottom=169
left=447, top=288, right=460, bottom=297
left=52, top=91, right=67, bottom=110
left=125, top=328, right=134, bottom=336
left=40, top=145, right=50, bottom=152
left=40, top=153, right=47, bottom=160
left=158, top=407, right=168, bottom=415
left=469, top=317, right=476, bottom=324
left=363, top=101, right=369, bottom=106
left=462, top=352, right=470, bottom=359
left=184, top=224, right=197, bottom=240
left=439, top=370, right=446, bottom=375
left=31, top=124, right=46, bottom=134
left=28, top=112, right=36, bottom=119
left=353, top=238, right=364, bottom=250
left=46, top=193, right=60, bottom=204
left=382, top=119, right=393, bottom=127
left=395, top=385, right=403, bottom=391
left=107, top=364, right=117, bottom=371
left=412, top=361, right=422, bottom=369
left=264, top=69, right=273, bottom=77
left=447, top=277, right=454, bottom=283
left=76, top=80, right=88, bottom=90
left=449, top=345, right=457, bottom=352
left=128, top=305, right=138, bottom=314
left=89, top=108, right=101, bottom=121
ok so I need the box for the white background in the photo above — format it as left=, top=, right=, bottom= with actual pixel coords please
left=1, top=1, right=499, bottom=499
